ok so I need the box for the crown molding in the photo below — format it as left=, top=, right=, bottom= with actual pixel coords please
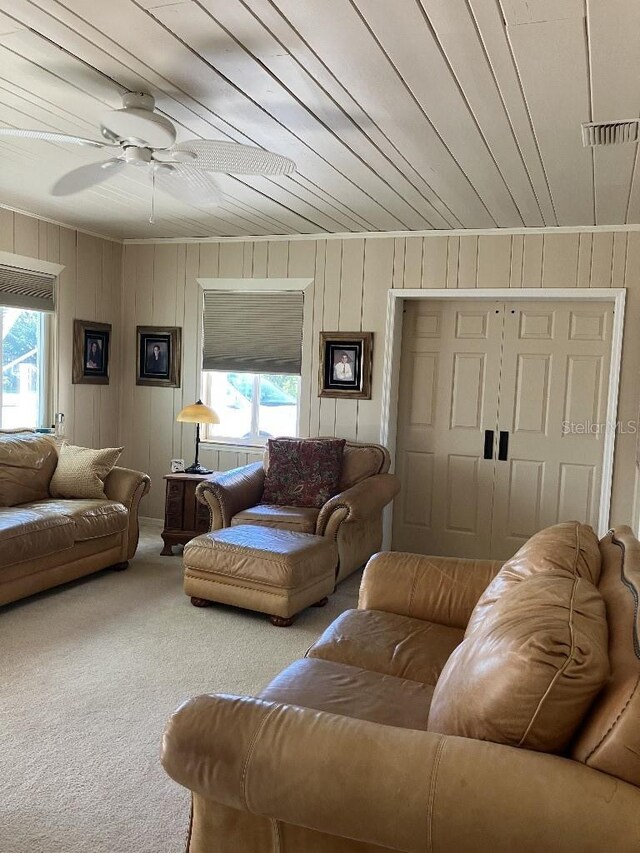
left=0, top=202, right=122, bottom=244
left=122, top=223, right=640, bottom=245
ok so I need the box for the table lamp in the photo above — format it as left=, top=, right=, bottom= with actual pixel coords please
left=176, top=399, right=219, bottom=475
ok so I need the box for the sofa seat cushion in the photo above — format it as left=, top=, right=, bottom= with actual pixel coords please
left=231, top=504, right=319, bottom=534
left=307, top=608, right=463, bottom=686
left=0, top=507, right=74, bottom=566
left=258, top=657, right=434, bottom=730
left=428, top=571, right=610, bottom=753
left=24, top=499, right=128, bottom=541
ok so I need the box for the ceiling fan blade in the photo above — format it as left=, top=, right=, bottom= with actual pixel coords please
left=51, top=158, right=126, bottom=197
left=154, top=164, right=224, bottom=206
left=171, top=139, right=295, bottom=176
left=0, top=128, right=112, bottom=148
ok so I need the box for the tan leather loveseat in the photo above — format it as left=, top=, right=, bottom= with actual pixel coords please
left=196, top=439, right=400, bottom=583
left=0, top=432, right=150, bottom=607
left=162, top=523, right=640, bottom=852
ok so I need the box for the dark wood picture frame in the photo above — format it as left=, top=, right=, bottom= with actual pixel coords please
left=319, top=331, right=373, bottom=399
left=72, top=319, right=111, bottom=385
left=136, top=326, right=182, bottom=388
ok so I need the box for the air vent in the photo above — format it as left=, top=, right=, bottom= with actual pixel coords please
left=581, top=120, right=640, bottom=147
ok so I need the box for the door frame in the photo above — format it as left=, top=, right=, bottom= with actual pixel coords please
left=381, top=287, right=626, bottom=539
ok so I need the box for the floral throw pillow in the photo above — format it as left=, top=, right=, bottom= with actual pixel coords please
left=262, top=438, right=346, bottom=509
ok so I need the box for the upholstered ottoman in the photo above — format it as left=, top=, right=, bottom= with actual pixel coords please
left=183, top=525, right=338, bottom=626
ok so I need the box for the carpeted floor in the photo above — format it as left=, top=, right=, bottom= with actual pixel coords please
left=0, top=523, right=361, bottom=853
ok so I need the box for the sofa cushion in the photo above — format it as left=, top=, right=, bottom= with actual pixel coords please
left=24, top=499, right=128, bottom=541
left=0, top=432, right=58, bottom=507
left=338, top=443, right=388, bottom=490
left=572, top=527, right=640, bottom=787
left=307, top=608, right=463, bottom=686
left=231, top=504, right=319, bottom=534
left=50, top=444, right=123, bottom=500
left=258, top=658, right=434, bottom=730
left=0, top=507, right=74, bottom=566
left=428, top=572, right=609, bottom=753
left=466, top=521, right=601, bottom=637
left=262, top=438, right=345, bottom=508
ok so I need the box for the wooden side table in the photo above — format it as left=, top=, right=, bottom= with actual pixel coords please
left=161, top=472, right=216, bottom=556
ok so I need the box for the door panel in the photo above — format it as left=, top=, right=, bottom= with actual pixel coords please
left=393, top=300, right=502, bottom=557
left=489, top=301, right=612, bottom=559
left=393, top=298, right=613, bottom=562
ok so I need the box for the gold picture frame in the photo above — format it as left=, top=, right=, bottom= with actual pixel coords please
left=136, top=326, right=182, bottom=388
left=72, top=319, right=111, bottom=385
left=318, top=331, right=373, bottom=399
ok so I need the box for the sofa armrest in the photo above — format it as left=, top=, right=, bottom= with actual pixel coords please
left=195, top=462, right=265, bottom=530
left=104, top=466, right=151, bottom=560
left=162, top=693, right=640, bottom=853
left=358, top=551, right=502, bottom=629
left=316, top=473, right=400, bottom=539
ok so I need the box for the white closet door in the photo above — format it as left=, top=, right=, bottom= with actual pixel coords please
left=392, top=300, right=503, bottom=558
left=489, top=301, right=613, bottom=559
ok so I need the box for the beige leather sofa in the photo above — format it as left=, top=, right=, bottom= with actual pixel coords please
left=162, top=523, right=640, bottom=852
left=196, top=439, right=400, bottom=583
left=0, top=432, right=150, bottom=607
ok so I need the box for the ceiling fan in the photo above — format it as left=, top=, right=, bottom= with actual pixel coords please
left=0, top=92, right=296, bottom=208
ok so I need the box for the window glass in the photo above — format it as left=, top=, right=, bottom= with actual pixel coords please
left=1, top=307, right=45, bottom=429
left=201, top=370, right=300, bottom=443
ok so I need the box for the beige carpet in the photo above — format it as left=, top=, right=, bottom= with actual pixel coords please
left=0, top=524, right=361, bottom=853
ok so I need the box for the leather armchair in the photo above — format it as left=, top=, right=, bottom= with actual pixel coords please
left=196, top=440, right=400, bottom=583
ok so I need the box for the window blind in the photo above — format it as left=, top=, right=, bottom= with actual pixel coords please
left=0, top=264, right=56, bottom=312
left=202, top=290, right=303, bottom=374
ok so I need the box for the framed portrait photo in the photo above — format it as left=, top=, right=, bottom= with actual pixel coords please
left=73, top=319, right=111, bottom=385
left=136, top=326, right=182, bottom=388
left=319, top=331, right=373, bottom=399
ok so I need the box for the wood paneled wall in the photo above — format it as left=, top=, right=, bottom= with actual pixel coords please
left=120, top=230, right=640, bottom=523
left=0, top=207, right=121, bottom=447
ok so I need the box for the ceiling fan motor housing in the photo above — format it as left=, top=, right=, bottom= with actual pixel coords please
left=101, top=92, right=176, bottom=149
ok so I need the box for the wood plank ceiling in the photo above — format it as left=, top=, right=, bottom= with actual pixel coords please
left=0, top=0, right=638, bottom=239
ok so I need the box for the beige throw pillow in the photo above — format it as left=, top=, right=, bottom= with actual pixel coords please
left=50, top=444, right=123, bottom=500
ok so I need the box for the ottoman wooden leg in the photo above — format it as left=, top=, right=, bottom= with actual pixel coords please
left=312, top=597, right=329, bottom=608
left=191, top=596, right=214, bottom=608
left=111, top=561, right=129, bottom=572
left=269, top=615, right=295, bottom=627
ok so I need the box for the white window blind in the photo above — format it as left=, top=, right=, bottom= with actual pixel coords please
left=202, top=290, right=303, bottom=374
left=0, top=264, right=56, bottom=312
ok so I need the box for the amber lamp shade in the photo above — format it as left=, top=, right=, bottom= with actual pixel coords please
left=176, top=399, right=219, bottom=475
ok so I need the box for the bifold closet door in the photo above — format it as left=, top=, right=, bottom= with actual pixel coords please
left=392, top=300, right=503, bottom=558
left=489, top=302, right=613, bottom=560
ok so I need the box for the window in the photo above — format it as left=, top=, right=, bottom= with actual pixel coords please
left=200, top=288, right=304, bottom=445
left=0, top=262, right=56, bottom=430
left=202, top=371, right=300, bottom=443
left=0, top=307, right=47, bottom=429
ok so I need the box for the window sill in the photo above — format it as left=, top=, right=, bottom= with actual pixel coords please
left=200, top=439, right=266, bottom=453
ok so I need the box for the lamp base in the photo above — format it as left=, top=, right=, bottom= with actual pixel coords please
left=185, top=462, right=213, bottom=475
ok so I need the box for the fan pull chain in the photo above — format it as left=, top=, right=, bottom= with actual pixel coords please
left=149, top=167, right=156, bottom=224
